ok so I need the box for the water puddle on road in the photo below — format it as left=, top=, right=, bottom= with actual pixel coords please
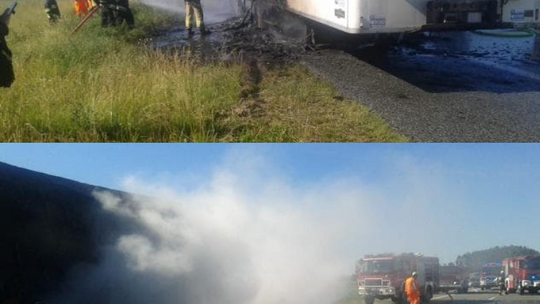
left=356, top=30, right=540, bottom=94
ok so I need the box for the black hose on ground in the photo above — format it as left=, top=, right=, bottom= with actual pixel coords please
left=222, top=0, right=256, bottom=31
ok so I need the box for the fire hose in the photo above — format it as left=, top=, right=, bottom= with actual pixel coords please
left=71, top=5, right=101, bottom=35
left=473, top=28, right=535, bottom=38
left=223, top=0, right=256, bottom=31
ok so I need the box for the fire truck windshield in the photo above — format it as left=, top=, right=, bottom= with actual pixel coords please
left=481, top=268, right=500, bottom=275
left=525, top=260, right=540, bottom=269
left=358, top=260, right=395, bottom=274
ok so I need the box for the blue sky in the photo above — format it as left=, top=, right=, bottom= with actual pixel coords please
left=1, top=144, right=539, bottom=262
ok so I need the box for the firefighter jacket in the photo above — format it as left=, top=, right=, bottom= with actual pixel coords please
left=98, top=0, right=130, bottom=13
left=44, top=0, right=61, bottom=21
left=74, top=0, right=89, bottom=17
left=405, top=277, right=420, bottom=296
left=0, top=22, right=14, bottom=88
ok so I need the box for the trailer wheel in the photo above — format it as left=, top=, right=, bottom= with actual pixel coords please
left=423, top=287, right=433, bottom=303
left=364, top=296, right=375, bottom=304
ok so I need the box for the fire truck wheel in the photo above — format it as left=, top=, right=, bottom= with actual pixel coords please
left=364, top=296, right=375, bottom=304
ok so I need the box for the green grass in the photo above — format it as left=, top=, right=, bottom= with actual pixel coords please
left=335, top=281, right=364, bottom=304
left=0, top=0, right=409, bottom=142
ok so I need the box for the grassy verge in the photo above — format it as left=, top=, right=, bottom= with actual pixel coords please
left=335, top=281, right=364, bottom=304
left=0, top=0, right=408, bottom=142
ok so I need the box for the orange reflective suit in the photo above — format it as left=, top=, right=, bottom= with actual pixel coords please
left=405, top=277, right=420, bottom=304
left=73, top=0, right=89, bottom=17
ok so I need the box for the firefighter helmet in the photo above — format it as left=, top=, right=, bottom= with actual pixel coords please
left=412, top=271, right=418, bottom=277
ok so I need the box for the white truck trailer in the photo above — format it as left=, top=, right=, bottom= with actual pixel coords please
left=502, top=0, right=540, bottom=27
left=255, top=0, right=501, bottom=37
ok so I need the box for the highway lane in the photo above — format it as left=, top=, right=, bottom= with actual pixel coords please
left=368, top=290, right=540, bottom=304
left=431, top=290, right=540, bottom=303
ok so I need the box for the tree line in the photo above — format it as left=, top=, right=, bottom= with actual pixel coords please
left=456, top=245, right=540, bottom=272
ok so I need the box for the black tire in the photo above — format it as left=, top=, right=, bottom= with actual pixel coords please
left=364, top=296, right=375, bottom=304
left=401, top=291, right=409, bottom=304
left=423, top=287, right=433, bottom=303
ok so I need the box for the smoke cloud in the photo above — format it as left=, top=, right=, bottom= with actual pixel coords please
left=48, top=151, right=476, bottom=304
left=48, top=156, right=372, bottom=304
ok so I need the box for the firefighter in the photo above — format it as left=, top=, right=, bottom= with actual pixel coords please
left=87, top=0, right=96, bottom=10
left=73, top=0, right=89, bottom=17
left=184, top=0, right=209, bottom=37
left=405, top=271, right=420, bottom=304
left=44, top=0, right=61, bottom=23
left=96, top=0, right=113, bottom=27
left=0, top=8, right=14, bottom=88
left=112, top=0, right=134, bottom=28
left=498, top=270, right=506, bottom=295
left=96, top=0, right=134, bottom=28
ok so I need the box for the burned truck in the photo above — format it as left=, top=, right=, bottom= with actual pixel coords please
left=355, top=253, right=439, bottom=304
left=251, top=0, right=502, bottom=42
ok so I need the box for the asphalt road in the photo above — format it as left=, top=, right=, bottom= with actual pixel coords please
left=432, top=289, right=540, bottom=303
left=302, top=32, right=540, bottom=142
left=370, top=289, right=540, bottom=304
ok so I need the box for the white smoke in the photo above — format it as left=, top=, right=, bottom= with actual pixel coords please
left=49, top=155, right=371, bottom=304
left=48, top=151, right=476, bottom=304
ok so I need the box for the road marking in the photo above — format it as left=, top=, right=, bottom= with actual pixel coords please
left=488, top=296, right=497, bottom=300
left=432, top=295, right=449, bottom=300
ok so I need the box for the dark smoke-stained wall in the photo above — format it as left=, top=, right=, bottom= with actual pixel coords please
left=0, top=162, right=127, bottom=304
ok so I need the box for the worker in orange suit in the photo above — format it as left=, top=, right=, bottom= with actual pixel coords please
left=73, top=0, right=89, bottom=17
left=405, top=271, right=420, bottom=304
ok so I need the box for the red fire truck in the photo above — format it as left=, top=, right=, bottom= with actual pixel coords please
left=355, top=253, right=439, bottom=304
left=503, top=255, right=540, bottom=295
left=480, top=262, right=502, bottom=290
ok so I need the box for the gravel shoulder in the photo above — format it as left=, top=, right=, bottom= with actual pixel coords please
left=302, top=49, right=540, bottom=142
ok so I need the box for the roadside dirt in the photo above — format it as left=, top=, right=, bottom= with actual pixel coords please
left=151, top=11, right=540, bottom=142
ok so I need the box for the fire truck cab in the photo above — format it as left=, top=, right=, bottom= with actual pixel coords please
left=355, top=253, right=439, bottom=304
left=480, top=263, right=502, bottom=290
left=503, top=255, right=540, bottom=295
